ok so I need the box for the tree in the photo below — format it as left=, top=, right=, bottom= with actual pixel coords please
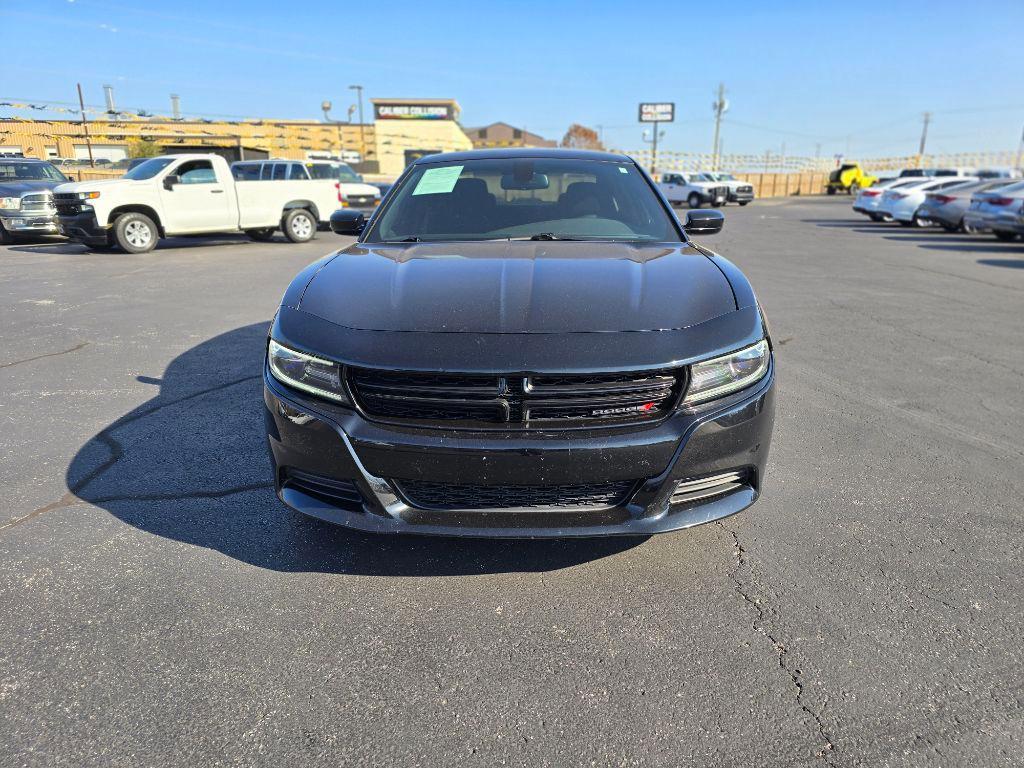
left=561, top=124, right=604, bottom=151
left=126, top=138, right=162, bottom=158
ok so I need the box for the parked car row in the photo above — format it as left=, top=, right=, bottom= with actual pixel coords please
left=853, top=172, right=1024, bottom=240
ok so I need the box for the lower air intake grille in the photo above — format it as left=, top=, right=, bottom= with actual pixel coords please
left=670, top=471, right=749, bottom=505
left=396, top=479, right=637, bottom=511
left=283, top=469, right=363, bottom=510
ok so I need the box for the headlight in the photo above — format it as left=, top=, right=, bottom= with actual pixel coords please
left=0, top=197, right=20, bottom=210
left=77, top=191, right=101, bottom=200
left=683, top=339, right=770, bottom=405
left=267, top=339, right=350, bottom=404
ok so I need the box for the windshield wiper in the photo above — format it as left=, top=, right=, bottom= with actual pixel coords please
left=518, top=233, right=585, bottom=241
left=382, top=236, right=421, bottom=243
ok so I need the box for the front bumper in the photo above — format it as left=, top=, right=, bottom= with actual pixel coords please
left=0, top=211, right=58, bottom=235
left=56, top=210, right=110, bottom=246
left=264, top=362, right=776, bottom=538
left=727, top=189, right=755, bottom=203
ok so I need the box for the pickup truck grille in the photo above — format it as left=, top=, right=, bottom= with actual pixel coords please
left=20, top=192, right=55, bottom=213
left=345, top=195, right=375, bottom=207
left=737, top=185, right=753, bottom=194
left=53, top=192, right=82, bottom=216
left=347, top=368, right=687, bottom=429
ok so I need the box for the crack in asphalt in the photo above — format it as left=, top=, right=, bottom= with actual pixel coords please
left=717, top=521, right=838, bottom=765
left=0, top=341, right=89, bottom=370
left=0, top=374, right=264, bottom=533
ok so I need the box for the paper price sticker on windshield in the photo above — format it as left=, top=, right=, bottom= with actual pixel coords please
left=412, top=165, right=464, bottom=195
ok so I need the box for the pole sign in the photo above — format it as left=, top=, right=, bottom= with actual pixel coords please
left=639, top=102, right=675, bottom=123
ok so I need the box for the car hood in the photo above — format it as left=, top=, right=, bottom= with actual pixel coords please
left=54, top=178, right=130, bottom=194
left=338, top=181, right=381, bottom=197
left=297, top=240, right=737, bottom=334
left=0, top=180, right=63, bottom=196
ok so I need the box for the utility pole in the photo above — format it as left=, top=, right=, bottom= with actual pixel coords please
left=1015, top=123, right=1023, bottom=173
left=76, top=83, right=95, bottom=169
left=711, top=83, right=727, bottom=171
left=349, top=85, right=365, bottom=161
left=642, top=125, right=663, bottom=174
left=918, top=111, right=931, bottom=166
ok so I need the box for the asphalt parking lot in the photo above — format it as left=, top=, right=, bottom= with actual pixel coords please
left=1, top=198, right=1021, bottom=767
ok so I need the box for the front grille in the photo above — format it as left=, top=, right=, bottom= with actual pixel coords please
left=737, top=185, right=753, bottom=194
left=347, top=368, right=686, bottom=429
left=283, top=469, right=363, bottom=510
left=20, top=192, right=54, bottom=213
left=396, top=479, right=637, bottom=511
left=346, top=195, right=374, bottom=206
left=53, top=192, right=82, bottom=216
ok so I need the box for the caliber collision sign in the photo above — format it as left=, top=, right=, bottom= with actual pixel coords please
left=638, top=103, right=675, bottom=123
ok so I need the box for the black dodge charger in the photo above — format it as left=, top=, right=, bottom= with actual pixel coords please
left=264, top=149, right=775, bottom=537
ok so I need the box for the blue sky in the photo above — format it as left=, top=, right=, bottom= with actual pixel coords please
left=3, top=0, right=1023, bottom=158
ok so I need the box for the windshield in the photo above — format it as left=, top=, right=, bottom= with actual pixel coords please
left=369, top=158, right=680, bottom=243
left=0, top=161, right=67, bottom=182
left=124, top=157, right=175, bottom=180
left=717, top=173, right=736, bottom=180
left=307, top=162, right=363, bottom=183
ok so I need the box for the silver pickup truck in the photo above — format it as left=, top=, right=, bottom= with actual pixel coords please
left=0, top=158, right=68, bottom=243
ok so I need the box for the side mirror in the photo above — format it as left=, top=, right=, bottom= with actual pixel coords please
left=330, top=209, right=366, bottom=235
left=683, top=208, right=724, bottom=236
left=162, top=174, right=180, bottom=191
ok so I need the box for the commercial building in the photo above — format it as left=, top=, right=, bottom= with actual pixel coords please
left=464, top=122, right=557, bottom=149
left=0, top=96, right=479, bottom=177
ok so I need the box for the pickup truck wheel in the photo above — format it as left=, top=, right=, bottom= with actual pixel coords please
left=738, top=201, right=750, bottom=206
left=246, top=228, right=275, bottom=242
left=114, top=212, right=158, bottom=253
left=687, top=193, right=702, bottom=209
left=0, top=220, right=14, bottom=245
left=827, top=186, right=836, bottom=196
left=993, top=231, right=1019, bottom=241
left=283, top=209, right=315, bottom=243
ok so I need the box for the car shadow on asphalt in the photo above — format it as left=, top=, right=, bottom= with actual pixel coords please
left=64, top=322, right=645, bottom=576
left=5, top=233, right=276, bottom=255
left=977, top=258, right=1024, bottom=269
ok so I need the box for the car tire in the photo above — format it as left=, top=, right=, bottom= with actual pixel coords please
left=869, top=213, right=884, bottom=222
left=283, top=209, right=315, bottom=243
left=687, top=193, right=702, bottom=209
left=849, top=183, right=859, bottom=196
left=738, top=201, right=750, bottom=206
left=993, top=231, right=1019, bottom=242
left=0, top=220, right=15, bottom=245
left=246, top=228, right=276, bottom=242
left=113, top=212, right=158, bottom=253
left=827, top=187, right=836, bottom=196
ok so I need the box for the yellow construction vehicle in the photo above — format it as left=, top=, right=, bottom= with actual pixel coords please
left=826, top=163, right=878, bottom=195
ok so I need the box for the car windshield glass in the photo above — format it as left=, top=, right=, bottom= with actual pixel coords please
left=0, top=162, right=67, bottom=182
left=717, top=173, right=736, bottom=180
left=306, top=162, right=362, bottom=182
left=369, top=158, right=680, bottom=243
left=124, top=158, right=175, bottom=180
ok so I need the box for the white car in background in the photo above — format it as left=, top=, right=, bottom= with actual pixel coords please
left=877, top=176, right=978, bottom=227
left=232, top=159, right=381, bottom=210
left=853, top=178, right=923, bottom=221
left=709, top=172, right=755, bottom=205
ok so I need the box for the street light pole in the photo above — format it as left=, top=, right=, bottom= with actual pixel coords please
left=349, top=85, right=366, bottom=161
left=76, top=83, right=95, bottom=169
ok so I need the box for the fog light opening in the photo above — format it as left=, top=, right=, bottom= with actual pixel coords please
left=670, top=470, right=749, bottom=505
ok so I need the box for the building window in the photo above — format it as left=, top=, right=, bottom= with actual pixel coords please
left=478, top=127, right=488, bottom=139
left=512, top=129, right=522, bottom=139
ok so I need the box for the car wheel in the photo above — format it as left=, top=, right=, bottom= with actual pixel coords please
left=687, top=193, right=702, bottom=209
left=869, top=213, right=884, bottom=222
left=912, top=216, right=929, bottom=228
left=283, top=209, right=315, bottom=243
left=849, top=183, right=860, bottom=196
left=826, top=186, right=836, bottom=196
left=993, top=231, right=1019, bottom=242
left=246, top=228, right=275, bottom=242
left=113, top=212, right=158, bottom=253
left=738, top=201, right=749, bottom=206
left=0, top=220, right=15, bottom=245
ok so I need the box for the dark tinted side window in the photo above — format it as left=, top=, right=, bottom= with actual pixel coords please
left=233, top=163, right=260, bottom=181
left=272, top=163, right=287, bottom=180
left=288, top=163, right=308, bottom=180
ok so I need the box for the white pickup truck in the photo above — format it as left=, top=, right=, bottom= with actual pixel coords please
left=53, top=153, right=338, bottom=253
left=657, top=172, right=730, bottom=209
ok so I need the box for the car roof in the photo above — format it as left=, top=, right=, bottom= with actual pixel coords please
left=411, top=148, right=631, bottom=164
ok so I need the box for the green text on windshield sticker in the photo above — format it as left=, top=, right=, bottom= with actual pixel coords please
left=412, top=165, right=464, bottom=195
